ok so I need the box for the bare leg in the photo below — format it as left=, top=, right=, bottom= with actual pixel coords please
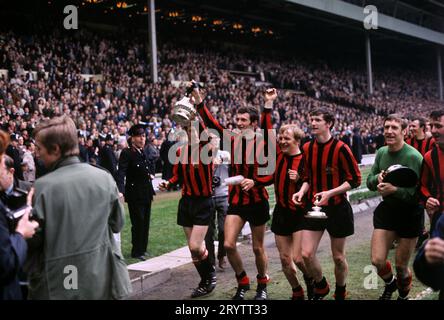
left=251, top=224, right=268, bottom=277
left=301, top=230, right=324, bottom=282
left=330, top=236, right=348, bottom=286
left=223, top=214, right=246, bottom=275
left=275, top=234, right=301, bottom=288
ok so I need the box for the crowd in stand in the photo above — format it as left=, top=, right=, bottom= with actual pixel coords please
left=0, top=27, right=441, bottom=179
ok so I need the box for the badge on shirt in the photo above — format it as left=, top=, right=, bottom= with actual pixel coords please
left=325, top=166, right=333, bottom=175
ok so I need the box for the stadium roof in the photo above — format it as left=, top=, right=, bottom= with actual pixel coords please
left=1, top=0, right=442, bottom=59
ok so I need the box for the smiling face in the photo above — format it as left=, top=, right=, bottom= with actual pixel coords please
left=430, top=115, right=444, bottom=149
left=409, top=120, right=421, bottom=138
left=236, top=112, right=256, bottom=134
left=384, top=119, right=406, bottom=147
left=279, top=129, right=299, bottom=155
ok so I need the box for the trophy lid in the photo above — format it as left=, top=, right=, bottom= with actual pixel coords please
left=383, top=164, right=418, bottom=188
left=172, top=97, right=197, bottom=125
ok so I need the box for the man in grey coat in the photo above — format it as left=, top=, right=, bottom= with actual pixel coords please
left=27, top=115, right=131, bottom=300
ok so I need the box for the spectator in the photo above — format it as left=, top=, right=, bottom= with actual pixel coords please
left=6, top=134, right=23, bottom=181
left=27, top=115, right=131, bottom=299
left=352, top=128, right=363, bottom=164
left=414, top=214, right=444, bottom=300
left=98, top=134, right=118, bottom=180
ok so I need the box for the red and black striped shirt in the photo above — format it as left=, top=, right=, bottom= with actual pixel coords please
left=406, top=136, right=435, bottom=156
left=420, top=147, right=444, bottom=212
left=260, top=109, right=305, bottom=210
left=274, top=153, right=305, bottom=210
left=198, top=103, right=269, bottom=206
left=168, top=143, right=213, bottom=197
left=302, top=137, right=361, bottom=206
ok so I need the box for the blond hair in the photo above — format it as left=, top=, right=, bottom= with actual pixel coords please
left=279, top=124, right=304, bottom=141
left=34, top=115, right=79, bottom=157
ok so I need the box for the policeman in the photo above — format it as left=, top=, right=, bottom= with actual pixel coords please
left=116, top=124, right=155, bottom=261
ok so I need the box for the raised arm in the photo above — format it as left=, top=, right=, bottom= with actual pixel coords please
left=190, top=85, right=226, bottom=136
left=261, top=88, right=280, bottom=154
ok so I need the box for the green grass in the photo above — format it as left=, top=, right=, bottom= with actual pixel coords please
left=121, top=192, right=186, bottom=265
left=348, top=166, right=378, bottom=203
left=349, top=190, right=379, bottom=203
left=358, top=166, right=372, bottom=189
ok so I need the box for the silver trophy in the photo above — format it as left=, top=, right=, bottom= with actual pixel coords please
left=305, top=196, right=328, bottom=219
left=171, top=82, right=202, bottom=126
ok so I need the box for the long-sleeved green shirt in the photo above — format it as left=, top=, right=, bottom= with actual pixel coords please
left=367, top=143, right=423, bottom=205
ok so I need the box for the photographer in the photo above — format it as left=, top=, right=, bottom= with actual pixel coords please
left=205, top=134, right=229, bottom=270
left=0, top=130, right=39, bottom=300
left=0, top=155, right=32, bottom=198
left=414, top=214, right=444, bottom=300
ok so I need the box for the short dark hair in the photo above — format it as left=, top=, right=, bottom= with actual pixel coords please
left=237, top=106, right=259, bottom=124
left=430, top=110, right=444, bottom=121
left=310, top=107, right=335, bottom=128
left=411, top=116, right=427, bottom=129
left=384, top=114, right=408, bottom=130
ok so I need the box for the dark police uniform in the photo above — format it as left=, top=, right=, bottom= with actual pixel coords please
left=116, top=125, right=155, bottom=260
left=99, top=136, right=118, bottom=180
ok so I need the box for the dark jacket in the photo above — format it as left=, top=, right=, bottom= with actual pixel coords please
left=144, top=143, right=159, bottom=174
left=78, top=144, right=89, bottom=163
left=116, top=146, right=155, bottom=204
left=160, top=139, right=175, bottom=181
left=99, top=144, right=118, bottom=180
left=414, top=214, right=444, bottom=290
left=0, top=201, right=28, bottom=300
left=352, top=133, right=363, bottom=164
left=6, top=145, right=23, bottom=180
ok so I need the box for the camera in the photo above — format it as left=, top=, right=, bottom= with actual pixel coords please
left=3, top=187, right=31, bottom=233
left=212, top=176, right=221, bottom=190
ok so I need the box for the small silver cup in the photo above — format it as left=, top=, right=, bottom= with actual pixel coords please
left=305, top=196, right=328, bottom=219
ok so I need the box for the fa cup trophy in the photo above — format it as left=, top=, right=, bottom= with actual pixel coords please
left=171, top=81, right=202, bottom=126
left=305, top=195, right=328, bottom=219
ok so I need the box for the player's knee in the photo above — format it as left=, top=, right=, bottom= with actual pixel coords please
left=253, top=245, right=264, bottom=257
left=294, top=255, right=305, bottom=269
left=224, top=241, right=236, bottom=253
left=302, top=249, right=315, bottom=261
left=279, top=253, right=292, bottom=269
left=189, top=247, right=201, bottom=258
left=188, top=242, right=203, bottom=257
left=333, top=254, right=346, bottom=266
